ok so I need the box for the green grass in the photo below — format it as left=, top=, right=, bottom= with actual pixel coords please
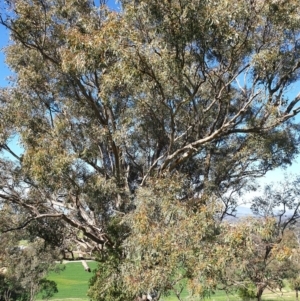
left=36, top=261, right=98, bottom=300
left=163, top=288, right=296, bottom=301
left=163, top=288, right=240, bottom=301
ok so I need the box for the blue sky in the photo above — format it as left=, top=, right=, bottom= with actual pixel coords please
left=0, top=24, right=10, bottom=87
left=0, top=2, right=299, bottom=189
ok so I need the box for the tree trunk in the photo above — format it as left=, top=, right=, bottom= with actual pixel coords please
left=257, top=291, right=262, bottom=301
left=296, top=289, right=299, bottom=301
left=256, top=285, right=264, bottom=301
left=81, top=260, right=91, bottom=272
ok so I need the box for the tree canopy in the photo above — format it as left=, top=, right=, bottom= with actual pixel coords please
left=1, top=0, right=300, bottom=299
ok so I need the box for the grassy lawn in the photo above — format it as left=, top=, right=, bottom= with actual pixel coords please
left=36, top=261, right=98, bottom=301
left=163, top=289, right=240, bottom=301
left=163, top=288, right=296, bottom=301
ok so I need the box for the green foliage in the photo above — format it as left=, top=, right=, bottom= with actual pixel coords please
left=38, top=279, right=58, bottom=301
left=26, top=218, right=66, bottom=248
left=88, top=253, right=134, bottom=301
left=120, top=176, right=221, bottom=298
left=0, top=274, right=29, bottom=301
left=87, top=216, right=134, bottom=301
left=290, top=277, right=300, bottom=291
left=237, top=285, right=256, bottom=301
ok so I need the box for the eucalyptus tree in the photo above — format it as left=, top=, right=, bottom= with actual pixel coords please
left=251, top=176, right=300, bottom=231
left=215, top=178, right=300, bottom=301
left=221, top=217, right=299, bottom=301
left=1, top=0, right=300, bottom=298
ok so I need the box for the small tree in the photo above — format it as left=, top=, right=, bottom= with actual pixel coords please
left=290, top=277, right=300, bottom=301
left=222, top=218, right=298, bottom=301
left=221, top=176, right=300, bottom=301
left=0, top=226, right=60, bottom=301
left=38, top=279, right=58, bottom=301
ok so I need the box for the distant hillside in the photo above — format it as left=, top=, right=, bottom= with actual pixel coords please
left=227, top=206, right=297, bottom=221
left=236, top=206, right=254, bottom=217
